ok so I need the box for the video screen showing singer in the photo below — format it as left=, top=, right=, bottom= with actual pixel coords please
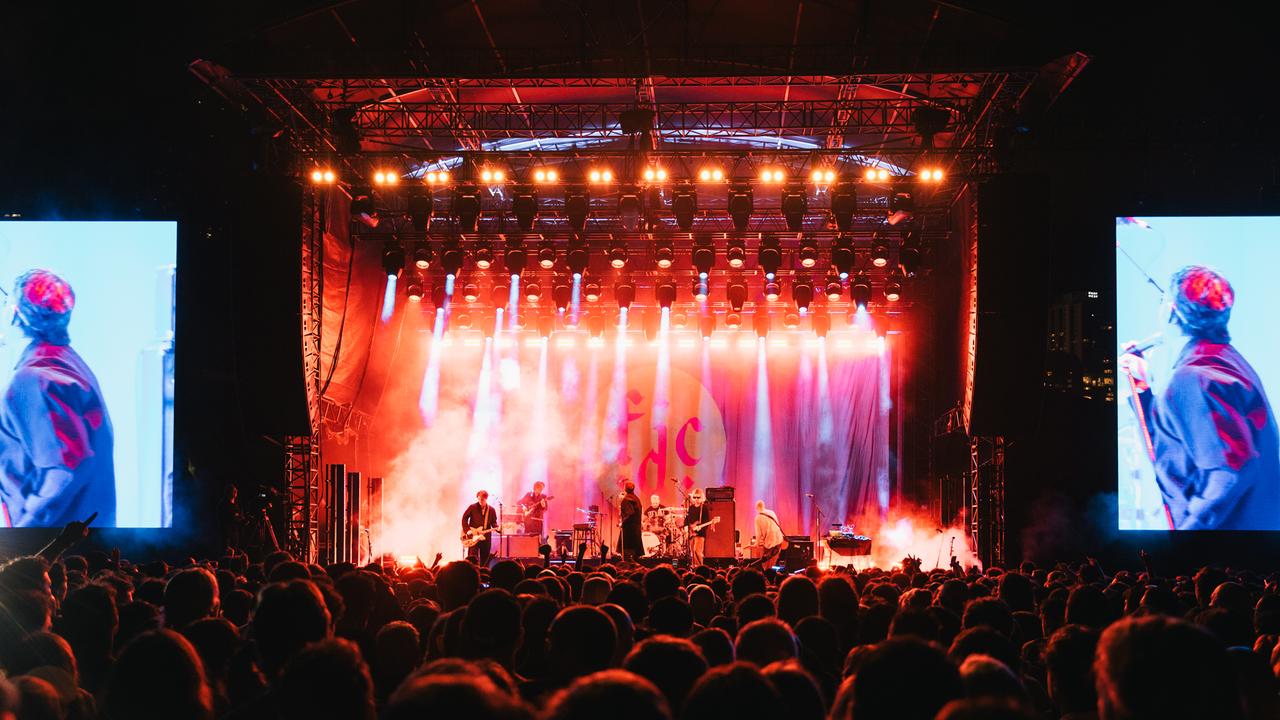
left=0, top=270, right=115, bottom=527
left=1121, top=265, right=1280, bottom=530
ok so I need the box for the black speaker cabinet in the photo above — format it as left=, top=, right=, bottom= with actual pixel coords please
left=704, top=499, right=736, bottom=559
left=783, top=536, right=815, bottom=571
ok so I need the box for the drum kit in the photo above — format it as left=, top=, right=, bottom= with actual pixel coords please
left=643, top=506, right=688, bottom=558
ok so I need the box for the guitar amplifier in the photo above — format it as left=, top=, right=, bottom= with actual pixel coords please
left=706, top=486, right=735, bottom=501
left=704, top=499, right=736, bottom=559
left=782, top=536, right=814, bottom=571
left=504, top=534, right=541, bottom=558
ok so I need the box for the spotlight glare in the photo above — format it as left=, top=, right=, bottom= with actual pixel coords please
left=824, top=170, right=836, bottom=183
left=656, top=168, right=667, bottom=182
left=864, top=167, right=876, bottom=181
left=440, top=170, right=450, bottom=183
left=699, top=168, right=711, bottom=182
left=481, top=169, right=493, bottom=183
left=322, top=170, right=336, bottom=183
left=535, top=169, right=546, bottom=182
left=426, top=171, right=438, bottom=184
left=603, top=169, right=613, bottom=182
left=810, top=169, right=823, bottom=183
left=310, top=169, right=323, bottom=183
left=493, top=169, right=506, bottom=183
left=589, top=169, right=602, bottom=183
left=877, top=169, right=889, bottom=181
left=644, top=168, right=656, bottom=182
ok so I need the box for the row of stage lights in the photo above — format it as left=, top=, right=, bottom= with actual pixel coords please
left=310, top=164, right=945, bottom=187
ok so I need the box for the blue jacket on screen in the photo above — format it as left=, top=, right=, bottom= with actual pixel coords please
left=0, top=341, right=115, bottom=527
left=1137, top=339, right=1280, bottom=530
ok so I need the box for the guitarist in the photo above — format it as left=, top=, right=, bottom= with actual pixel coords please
left=683, top=488, right=718, bottom=566
left=461, top=490, right=498, bottom=565
left=517, top=481, right=551, bottom=538
left=753, top=500, right=786, bottom=568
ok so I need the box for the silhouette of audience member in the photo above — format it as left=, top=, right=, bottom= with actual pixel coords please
left=1095, top=616, right=1241, bottom=720
left=1043, top=624, right=1100, bottom=720
left=680, top=661, right=784, bottom=720
left=372, top=621, right=421, bottom=703
left=164, top=568, right=220, bottom=630
left=846, top=637, right=962, bottom=720
left=735, top=618, right=798, bottom=667
left=101, top=629, right=213, bottom=720
left=436, top=562, right=482, bottom=612
left=543, top=669, right=671, bottom=720
left=622, top=636, right=708, bottom=711
left=691, top=627, right=735, bottom=667
left=385, top=672, right=529, bottom=720
left=278, top=638, right=375, bottom=720
left=762, top=659, right=825, bottom=720
left=460, top=589, right=523, bottom=669
left=251, top=580, right=333, bottom=683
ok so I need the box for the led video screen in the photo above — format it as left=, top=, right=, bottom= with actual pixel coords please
left=1117, top=216, right=1280, bottom=530
left=0, top=222, right=175, bottom=528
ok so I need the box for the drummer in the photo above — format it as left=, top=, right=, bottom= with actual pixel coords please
left=643, top=493, right=665, bottom=532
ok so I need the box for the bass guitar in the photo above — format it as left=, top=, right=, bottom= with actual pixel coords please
left=689, top=516, right=721, bottom=534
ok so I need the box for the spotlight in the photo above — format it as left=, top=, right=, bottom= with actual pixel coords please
left=725, top=312, right=743, bottom=329
left=798, top=240, right=819, bottom=269
left=763, top=279, right=781, bottom=302
left=825, top=275, right=843, bottom=301
left=672, top=184, right=697, bottom=230
left=309, top=168, right=329, bottom=184
left=584, top=278, right=602, bottom=302
left=373, top=169, right=400, bottom=185
left=480, top=168, right=506, bottom=184
left=564, top=185, right=590, bottom=231
left=832, top=235, right=855, bottom=277
left=454, top=312, right=473, bottom=330
left=726, top=280, right=747, bottom=313
left=608, top=239, right=628, bottom=269
left=406, top=187, right=433, bottom=231
left=525, top=281, right=542, bottom=303
left=700, top=314, right=716, bottom=339
left=812, top=313, right=830, bottom=338
left=553, top=280, right=572, bottom=312
left=793, top=277, right=813, bottom=311
left=381, top=241, right=403, bottom=276
left=727, top=237, right=746, bottom=269
left=440, top=245, right=465, bottom=276
left=783, top=312, right=800, bottom=329
left=491, top=281, right=509, bottom=305
left=913, top=106, right=951, bottom=149
left=810, top=168, right=837, bottom=185
left=727, top=183, right=753, bottom=231
left=504, top=242, right=527, bottom=276
left=537, top=314, right=555, bottom=338
left=513, top=187, right=539, bottom=231
left=829, top=182, right=856, bottom=232
left=692, top=237, right=715, bottom=275
left=463, top=283, right=480, bottom=303
left=754, top=312, right=770, bottom=339
left=587, top=314, right=606, bottom=338
left=884, top=277, right=903, bottom=303
left=643, top=311, right=660, bottom=343
left=533, top=168, right=559, bottom=184
left=433, top=284, right=448, bottom=308
left=322, top=169, right=336, bottom=184
left=588, top=168, right=614, bottom=184
left=760, top=168, right=786, bottom=184
left=413, top=245, right=432, bottom=270
left=349, top=186, right=376, bottom=222
left=871, top=237, right=891, bottom=268
left=615, top=279, right=635, bottom=309
left=698, top=167, right=725, bottom=183
left=888, top=187, right=915, bottom=222
left=424, top=169, right=451, bottom=185
left=473, top=241, right=494, bottom=270
left=864, top=167, right=890, bottom=182
left=758, top=236, right=781, bottom=277
left=537, top=242, right=557, bottom=270
left=406, top=281, right=424, bottom=302
left=453, top=185, right=481, bottom=232
left=692, top=276, right=710, bottom=302
left=781, top=183, right=807, bottom=232
left=654, top=239, right=675, bottom=269
left=851, top=274, right=872, bottom=309
left=642, top=166, right=667, bottom=183
left=899, top=245, right=921, bottom=277
left=655, top=278, right=677, bottom=309
left=566, top=240, right=589, bottom=275
left=618, top=184, right=642, bottom=231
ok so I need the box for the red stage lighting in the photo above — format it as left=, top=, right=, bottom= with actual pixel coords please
left=851, top=274, right=872, bottom=309
left=812, top=313, right=831, bottom=338
left=609, top=240, right=628, bottom=269
left=792, top=278, right=813, bottom=312
left=525, top=281, right=542, bottom=303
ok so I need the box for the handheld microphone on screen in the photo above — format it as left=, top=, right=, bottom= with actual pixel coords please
left=1122, top=332, right=1164, bottom=356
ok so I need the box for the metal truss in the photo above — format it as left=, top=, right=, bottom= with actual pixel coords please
left=969, top=435, right=1006, bottom=568
left=283, top=434, right=320, bottom=563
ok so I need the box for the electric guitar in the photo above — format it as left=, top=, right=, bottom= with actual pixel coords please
left=689, top=516, right=721, bottom=534
left=461, top=526, right=498, bottom=549
left=519, top=495, right=555, bottom=518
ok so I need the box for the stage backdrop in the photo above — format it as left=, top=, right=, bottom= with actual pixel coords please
left=356, top=302, right=891, bottom=561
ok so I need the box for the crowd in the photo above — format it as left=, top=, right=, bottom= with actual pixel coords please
left=0, top=525, right=1278, bottom=720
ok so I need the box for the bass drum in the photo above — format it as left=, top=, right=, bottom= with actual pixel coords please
left=642, top=531, right=662, bottom=557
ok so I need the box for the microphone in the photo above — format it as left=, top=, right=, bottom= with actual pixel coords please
left=1122, top=333, right=1163, bottom=356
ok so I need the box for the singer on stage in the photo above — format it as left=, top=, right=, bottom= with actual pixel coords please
left=1121, top=265, right=1280, bottom=530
